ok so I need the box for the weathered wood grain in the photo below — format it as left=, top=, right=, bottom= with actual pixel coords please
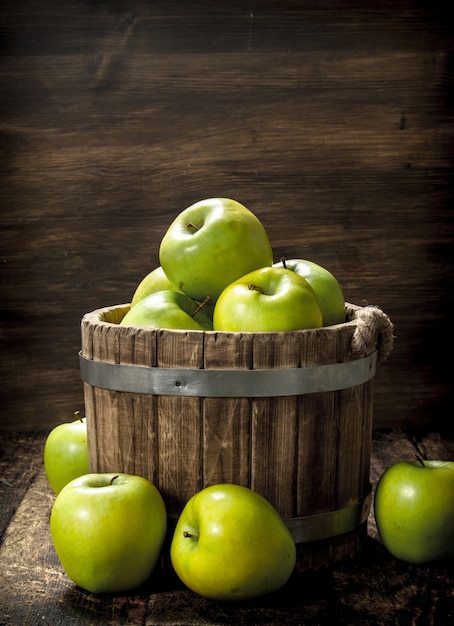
left=0, top=432, right=44, bottom=542
left=155, top=330, right=205, bottom=517
left=1, top=0, right=453, bottom=434
left=203, top=332, right=253, bottom=488
left=1, top=430, right=453, bottom=625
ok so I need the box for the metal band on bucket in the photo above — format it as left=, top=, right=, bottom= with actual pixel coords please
left=284, top=490, right=372, bottom=543
left=165, top=491, right=371, bottom=544
left=79, top=350, right=377, bottom=397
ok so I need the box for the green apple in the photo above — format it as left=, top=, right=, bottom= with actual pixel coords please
left=130, top=266, right=183, bottom=307
left=50, top=473, right=167, bottom=594
left=273, top=258, right=345, bottom=326
left=213, top=266, right=323, bottom=332
left=170, top=484, right=296, bottom=601
left=44, top=411, right=90, bottom=495
left=374, top=458, right=454, bottom=563
left=120, top=289, right=213, bottom=330
left=159, top=198, right=273, bottom=302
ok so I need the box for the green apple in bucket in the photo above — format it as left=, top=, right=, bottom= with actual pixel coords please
left=273, top=258, right=345, bottom=326
left=159, top=198, right=273, bottom=302
left=170, top=483, right=296, bottom=601
left=120, top=290, right=214, bottom=330
left=213, top=266, right=323, bottom=332
left=130, top=266, right=183, bottom=307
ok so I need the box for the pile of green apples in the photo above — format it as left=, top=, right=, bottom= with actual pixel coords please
left=120, top=197, right=346, bottom=331
left=45, top=414, right=454, bottom=598
left=44, top=414, right=296, bottom=599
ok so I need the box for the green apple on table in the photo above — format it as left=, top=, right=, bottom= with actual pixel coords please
left=120, top=289, right=214, bottom=330
left=50, top=473, right=167, bottom=594
left=374, top=458, right=454, bottom=563
left=130, top=265, right=183, bottom=307
left=44, top=411, right=90, bottom=495
left=159, top=197, right=273, bottom=303
left=273, top=258, right=345, bottom=326
left=213, top=266, right=323, bottom=332
left=170, top=483, right=296, bottom=601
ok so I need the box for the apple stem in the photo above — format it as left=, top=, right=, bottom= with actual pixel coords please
left=280, top=257, right=287, bottom=269
left=187, top=221, right=200, bottom=232
left=415, top=454, right=426, bottom=468
left=248, top=283, right=265, bottom=294
left=183, top=530, right=193, bottom=538
left=408, top=432, right=429, bottom=460
left=74, top=410, right=83, bottom=423
left=109, top=475, right=120, bottom=486
left=191, top=295, right=212, bottom=318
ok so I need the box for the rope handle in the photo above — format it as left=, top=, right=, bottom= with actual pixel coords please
left=350, top=305, right=394, bottom=363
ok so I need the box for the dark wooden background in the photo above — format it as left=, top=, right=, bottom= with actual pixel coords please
left=1, top=0, right=453, bottom=434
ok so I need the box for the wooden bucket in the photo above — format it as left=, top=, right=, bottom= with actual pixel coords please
left=80, top=302, right=393, bottom=570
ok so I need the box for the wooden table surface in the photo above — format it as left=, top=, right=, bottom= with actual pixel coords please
left=1, top=429, right=453, bottom=625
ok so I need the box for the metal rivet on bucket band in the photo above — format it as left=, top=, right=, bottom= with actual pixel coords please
left=284, top=490, right=372, bottom=543
left=79, top=350, right=377, bottom=397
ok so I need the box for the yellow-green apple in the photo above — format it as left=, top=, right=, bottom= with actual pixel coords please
left=130, top=266, right=183, bottom=307
left=374, top=458, right=454, bottom=563
left=170, top=484, right=296, bottom=601
left=159, top=198, right=273, bottom=302
left=50, top=473, right=167, bottom=593
left=44, top=411, right=90, bottom=495
left=273, top=258, right=345, bottom=326
left=213, top=266, right=323, bottom=332
left=120, top=290, right=213, bottom=330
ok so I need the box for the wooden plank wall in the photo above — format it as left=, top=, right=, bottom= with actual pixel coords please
left=1, top=0, right=453, bottom=434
